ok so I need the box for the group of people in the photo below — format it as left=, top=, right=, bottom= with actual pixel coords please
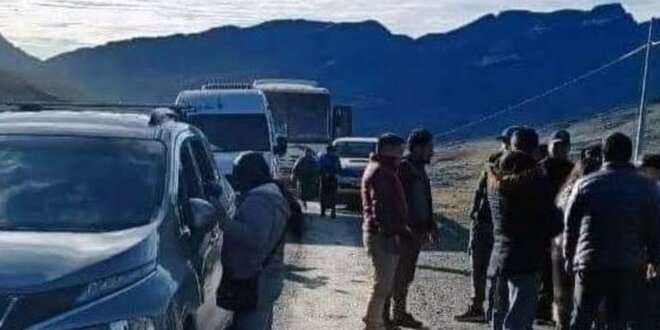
left=291, top=145, right=342, bottom=218
left=455, top=126, right=660, bottom=330
left=360, top=129, right=439, bottom=330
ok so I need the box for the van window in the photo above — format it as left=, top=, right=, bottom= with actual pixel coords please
left=189, top=114, right=271, bottom=152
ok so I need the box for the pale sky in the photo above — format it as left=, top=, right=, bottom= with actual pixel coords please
left=0, top=0, right=658, bottom=60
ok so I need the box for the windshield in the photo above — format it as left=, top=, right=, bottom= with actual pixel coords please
left=335, top=142, right=376, bottom=159
left=264, top=92, right=330, bottom=143
left=189, top=114, right=271, bottom=152
left=0, top=136, right=166, bottom=232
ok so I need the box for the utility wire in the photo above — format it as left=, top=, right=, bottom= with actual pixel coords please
left=436, top=44, right=647, bottom=138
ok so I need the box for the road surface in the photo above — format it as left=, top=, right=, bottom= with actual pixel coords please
left=272, top=203, right=529, bottom=330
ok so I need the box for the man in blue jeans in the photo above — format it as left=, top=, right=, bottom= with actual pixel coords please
left=486, top=128, right=562, bottom=330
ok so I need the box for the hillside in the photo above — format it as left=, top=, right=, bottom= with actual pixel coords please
left=35, top=3, right=660, bottom=136
left=432, top=102, right=660, bottom=223
left=0, top=69, right=57, bottom=102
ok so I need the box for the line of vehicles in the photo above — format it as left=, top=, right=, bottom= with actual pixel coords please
left=0, top=79, right=375, bottom=329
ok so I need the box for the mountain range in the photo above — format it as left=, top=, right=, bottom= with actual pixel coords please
left=0, top=3, right=658, bottom=136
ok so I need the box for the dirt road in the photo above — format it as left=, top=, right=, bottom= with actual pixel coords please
left=273, top=204, right=500, bottom=330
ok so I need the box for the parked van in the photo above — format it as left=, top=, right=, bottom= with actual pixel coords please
left=175, top=84, right=287, bottom=180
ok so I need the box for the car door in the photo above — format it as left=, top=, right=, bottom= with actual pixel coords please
left=186, top=136, right=232, bottom=329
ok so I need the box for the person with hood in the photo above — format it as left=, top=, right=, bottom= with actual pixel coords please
left=361, top=133, right=410, bottom=330
left=488, top=128, right=562, bottom=330
left=455, top=126, right=523, bottom=323
left=385, top=128, right=439, bottom=328
left=291, top=147, right=319, bottom=209
left=318, top=144, right=342, bottom=218
left=537, top=130, right=575, bottom=324
left=552, top=143, right=602, bottom=330
left=217, top=152, right=292, bottom=330
left=564, top=133, right=660, bottom=330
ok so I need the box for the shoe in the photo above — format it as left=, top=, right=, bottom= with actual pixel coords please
left=384, top=319, right=402, bottom=330
left=454, top=306, right=486, bottom=323
left=392, top=313, right=423, bottom=329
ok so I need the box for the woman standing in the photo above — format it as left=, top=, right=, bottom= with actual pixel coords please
left=217, top=152, right=292, bottom=330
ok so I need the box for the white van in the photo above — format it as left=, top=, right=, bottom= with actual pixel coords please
left=175, top=84, right=286, bottom=179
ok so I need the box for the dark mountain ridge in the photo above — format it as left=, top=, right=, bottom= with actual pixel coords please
left=1, top=3, right=658, bottom=136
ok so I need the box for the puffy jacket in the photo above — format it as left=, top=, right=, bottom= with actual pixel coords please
left=563, top=162, right=660, bottom=271
left=487, top=151, right=562, bottom=276
left=361, top=154, right=408, bottom=237
left=398, top=156, right=436, bottom=237
left=221, top=183, right=291, bottom=307
left=470, top=151, right=504, bottom=225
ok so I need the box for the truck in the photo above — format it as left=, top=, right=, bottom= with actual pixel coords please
left=175, top=83, right=287, bottom=181
left=254, top=79, right=352, bottom=179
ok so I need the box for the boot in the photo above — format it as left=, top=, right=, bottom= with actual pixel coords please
left=392, top=294, right=423, bottom=328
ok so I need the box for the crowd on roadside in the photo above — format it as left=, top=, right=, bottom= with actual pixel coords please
left=452, top=127, right=660, bottom=330
left=218, top=125, right=659, bottom=330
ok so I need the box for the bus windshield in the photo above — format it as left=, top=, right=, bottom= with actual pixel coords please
left=264, top=92, right=330, bottom=143
left=189, top=114, right=271, bottom=152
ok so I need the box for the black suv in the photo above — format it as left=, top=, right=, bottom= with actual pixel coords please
left=0, top=108, right=234, bottom=329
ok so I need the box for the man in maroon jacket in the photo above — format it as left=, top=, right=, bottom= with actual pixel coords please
left=362, top=133, right=410, bottom=330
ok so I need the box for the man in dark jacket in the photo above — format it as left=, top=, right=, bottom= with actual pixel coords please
left=564, top=133, right=660, bottom=330
left=361, top=133, right=411, bottom=330
left=456, top=126, right=523, bottom=323
left=385, top=129, right=439, bottom=328
left=488, top=128, right=562, bottom=330
left=291, top=147, right=319, bottom=209
left=318, top=144, right=341, bottom=218
left=537, top=130, right=574, bottom=324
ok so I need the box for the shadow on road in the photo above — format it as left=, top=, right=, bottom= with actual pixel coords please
left=417, top=264, right=470, bottom=277
left=284, top=264, right=330, bottom=289
left=423, top=214, right=470, bottom=253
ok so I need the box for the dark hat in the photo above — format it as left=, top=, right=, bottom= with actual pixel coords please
left=511, top=128, right=539, bottom=154
left=496, top=126, right=524, bottom=143
left=550, top=130, right=571, bottom=145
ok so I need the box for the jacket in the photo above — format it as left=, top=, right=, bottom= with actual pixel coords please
left=563, top=162, right=660, bottom=271
left=398, top=156, right=436, bottom=237
left=221, top=183, right=291, bottom=307
left=470, top=151, right=504, bottom=225
left=487, top=151, right=562, bottom=276
left=361, top=154, right=408, bottom=237
left=318, top=153, right=341, bottom=176
left=539, top=157, right=574, bottom=198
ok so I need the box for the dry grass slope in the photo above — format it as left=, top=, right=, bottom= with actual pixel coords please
left=432, top=103, right=660, bottom=224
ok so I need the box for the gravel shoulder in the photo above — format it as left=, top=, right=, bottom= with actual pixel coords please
left=274, top=204, right=494, bottom=330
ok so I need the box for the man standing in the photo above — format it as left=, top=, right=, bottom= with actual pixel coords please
left=564, top=133, right=660, bottom=330
left=538, top=130, right=574, bottom=325
left=385, top=129, right=439, bottom=328
left=488, top=128, right=562, bottom=330
left=318, top=144, right=341, bottom=218
left=455, top=126, right=522, bottom=323
left=362, top=133, right=410, bottom=330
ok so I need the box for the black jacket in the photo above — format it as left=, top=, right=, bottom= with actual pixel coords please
left=399, top=156, right=436, bottom=237
left=487, top=151, right=562, bottom=276
left=564, top=162, right=660, bottom=271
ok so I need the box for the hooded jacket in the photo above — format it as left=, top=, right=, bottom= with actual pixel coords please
left=564, top=162, right=660, bottom=271
left=221, top=182, right=291, bottom=307
left=487, top=151, right=561, bottom=276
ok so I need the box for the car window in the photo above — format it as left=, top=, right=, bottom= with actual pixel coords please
left=0, top=136, right=166, bottom=232
left=189, top=138, right=216, bottom=196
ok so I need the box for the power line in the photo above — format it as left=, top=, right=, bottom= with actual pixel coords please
left=436, top=44, right=647, bottom=138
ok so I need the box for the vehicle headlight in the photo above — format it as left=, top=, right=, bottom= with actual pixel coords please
left=77, top=318, right=155, bottom=330
left=76, top=263, right=155, bottom=304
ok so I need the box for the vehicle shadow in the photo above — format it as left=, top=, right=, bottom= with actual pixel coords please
left=284, top=264, right=330, bottom=289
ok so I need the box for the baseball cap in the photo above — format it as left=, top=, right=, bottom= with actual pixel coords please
left=496, top=126, right=524, bottom=143
left=550, top=130, right=571, bottom=145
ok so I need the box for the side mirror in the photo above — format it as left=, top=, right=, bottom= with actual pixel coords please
left=274, top=136, right=288, bottom=157
left=188, top=198, right=218, bottom=229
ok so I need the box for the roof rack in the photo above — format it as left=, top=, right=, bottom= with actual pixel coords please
left=201, top=82, right=253, bottom=90
left=1, top=102, right=182, bottom=113
left=253, top=79, right=319, bottom=87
